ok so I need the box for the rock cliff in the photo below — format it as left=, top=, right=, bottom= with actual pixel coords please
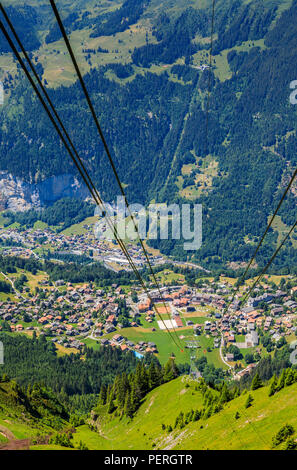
left=0, top=171, right=88, bottom=211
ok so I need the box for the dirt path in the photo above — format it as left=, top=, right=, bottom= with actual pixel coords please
left=0, top=425, right=15, bottom=441
left=0, top=439, right=30, bottom=450
left=0, top=271, right=26, bottom=300
left=0, top=425, right=31, bottom=451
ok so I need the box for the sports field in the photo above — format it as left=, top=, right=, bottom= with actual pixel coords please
left=157, top=319, right=178, bottom=330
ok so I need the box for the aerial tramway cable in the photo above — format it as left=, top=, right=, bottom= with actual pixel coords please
left=48, top=0, right=297, bottom=359
left=49, top=0, right=184, bottom=349
left=240, top=219, right=297, bottom=308
left=0, top=11, right=183, bottom=351
left=222, top=167, right=297, bottom=316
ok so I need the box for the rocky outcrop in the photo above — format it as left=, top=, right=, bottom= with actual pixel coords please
left=0, top=171, right=89, bottom=212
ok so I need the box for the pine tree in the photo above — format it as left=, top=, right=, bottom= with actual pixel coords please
left=277, top=369, right=287, bottom=391
left=193, top=409, right=201, bottom=421
left=164, top=358, right=179, bottom=382
left=204, top=405, right=213, bottom=419
left=113, top=375, right=121, bottom=398
left=148, top=362, right=161, bottom=390
left=140, top=364, right=149, bottom=396
left=99, top=384, right=107, bottom=405
left=272, top=424, right=295, bottom=448
left=245, top=393, right=254, bottom=409
left=251, top=373, right=263, bottom=390
left=284, top=437, right=297, bottom=450
left=268, top=375, right=278, bottom=397
left=107, top=397, right=116, bottom=414
left=26, top=384, right=32, bottom=397
left=177, top=412, right=185, bottom=429
left=233, top=386, right=240, bottom=399
left=219, top=384, right=231, bottom=404
left=124, top=391, right=133, bottom=419
left=130, top=383, right=139, bottom=413
left=133, top=365, right=143, bottom=402
left=134, top=363, right=149, bottom=400
left=117, top=373, right=129, bottom=409
left=106, top=383, right=113, bottom=403
left=77, top=441, right=88, bottom=450
left=285, top=368, right=295, bottom=387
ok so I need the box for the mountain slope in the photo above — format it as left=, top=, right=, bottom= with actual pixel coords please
left=2, top=373, right=297, bottom=450
left=0, top=377, right=69, bottom=449
left=74, top=376, right=297, bottom=450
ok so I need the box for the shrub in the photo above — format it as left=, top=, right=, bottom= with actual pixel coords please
left=272, top=424, right=295, bottom=448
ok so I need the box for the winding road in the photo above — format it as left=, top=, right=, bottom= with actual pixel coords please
left=0, top=271, right=26, bottom=300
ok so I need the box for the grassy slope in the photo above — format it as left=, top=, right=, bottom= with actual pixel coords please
left=178, top=382, right=297, bottom=450
left=71, top=377, right=297, bottom=450
left=0, top=381, right=67, bottom=445
left=74, top=376, right=205, bottom=450
left=2, top=373, right=297, bottom=450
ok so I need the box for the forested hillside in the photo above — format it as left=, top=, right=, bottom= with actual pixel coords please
left=86, top=372, right=297, bottom=450
left=0, top=332, right=141, bottom=412
left=0, top=0, right=296, bottom=269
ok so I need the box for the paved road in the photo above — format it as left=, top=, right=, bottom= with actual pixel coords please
left=169, top=260, right=211, bottom=273
left=219, top=338, right=233, bottom=371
